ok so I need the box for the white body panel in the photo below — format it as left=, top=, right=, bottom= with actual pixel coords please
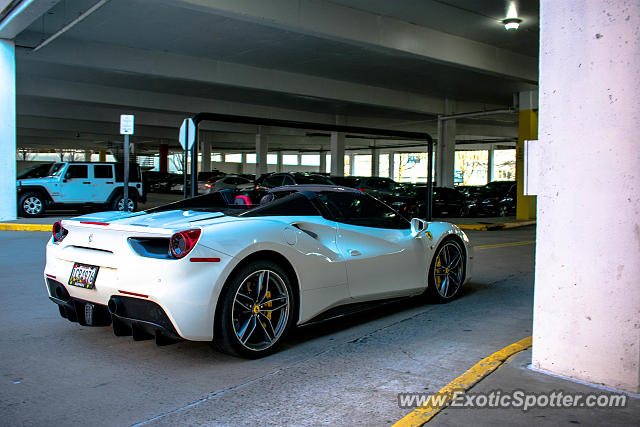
left=44, top=208, right=472, bottom=341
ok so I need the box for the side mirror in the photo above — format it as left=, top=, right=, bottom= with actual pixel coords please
left=64, top=172, right=72, bottom=180
left=410, top=218, right=428, bottom=238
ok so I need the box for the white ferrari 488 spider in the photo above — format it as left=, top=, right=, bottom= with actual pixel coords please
left=44, top=185, right=472, bottom=358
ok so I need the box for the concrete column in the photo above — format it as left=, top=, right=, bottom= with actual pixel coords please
left=319, top=150, right=326, bottom=174
left=99, top=150, right=107, bottom=162
left=487, top=145, right=495, bottom=182
left=84, top=150, right=92, bottom=161
left=256, top=127, right=268, bottom=177
left=349, top=154, right=355, bottom=176
left=330, top=132, right=345, bottom=177
left=517, top=91, right=538, bottom=219
left=0, top=39, right=16, bottom=220
left=240, top=152, right=247, bottom=174
left=532, top=0, right=640, bottom=394
left=371, top=145, right=379, bottom=177
left=436, top=99, right=456, bottom=188
left=158, top=144, right=168, bottom=173
left=389, top=152, right=395, bottom=179
left=276, top=151, right=283, bottom=173
left=201, top=140, right=211, bottom=172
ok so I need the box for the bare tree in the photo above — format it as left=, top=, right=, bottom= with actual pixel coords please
left=171, top=152, right=184, bottom=173
left=17, top=148, right=33, bottom=161
left=456, top=151, right=488, bottom=185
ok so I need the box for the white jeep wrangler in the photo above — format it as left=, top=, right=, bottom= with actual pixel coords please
left=16, top=162, right=145, bottom=217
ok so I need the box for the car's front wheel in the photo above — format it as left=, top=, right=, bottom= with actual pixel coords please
left=425, top=238, right=465, bottom=302
left=215, top=260, right=295, bottom=358
left=112, top=195, right=137, bottom=212
left=18, top=192, right=45, bottom=217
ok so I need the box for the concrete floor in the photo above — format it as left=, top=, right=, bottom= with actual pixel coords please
left=0, top=226, right=536, bottom=426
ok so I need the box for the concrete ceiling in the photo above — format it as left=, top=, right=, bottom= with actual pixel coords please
left=4, top=0, right=538, bottom=154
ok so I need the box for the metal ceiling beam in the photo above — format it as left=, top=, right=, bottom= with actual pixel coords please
left=0, top=0, right=59, bottom=38
left=32, top=0, right=110, bottom=52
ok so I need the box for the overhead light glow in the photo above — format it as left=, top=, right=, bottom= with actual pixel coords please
left=502, top=1, right=522, bottom=30
left=503, top=18, right=522, bottom=30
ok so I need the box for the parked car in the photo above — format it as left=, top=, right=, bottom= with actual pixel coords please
left=386, top=186, right=469, bottom=218
left=456, top=185, right=483, bottom=198
left=206, top=175, right=252, bottom=192
left=143, top=171, right=179, bottom=193
left=466, top=181, right=516, bottom=216
left=329, top=176, right=361, bottom=188
left=331, top=176, right=401, bottom=200
left=16, top=162, right=145, bottom=217
left=236, top=172, right=335, bottom=203
left=17, top=162, right=55, bottom=179
left=44, top=185, right=472, bottom=358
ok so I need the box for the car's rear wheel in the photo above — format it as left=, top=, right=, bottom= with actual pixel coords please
left=113, top=195, right=137, bottom=212
left=498, top=205, right=509, bottom=217
left=18, top=192, right=45, bottom=217
left=215, top=260, right=294, bottom=358
left=425, top=238, right=465, bottom=302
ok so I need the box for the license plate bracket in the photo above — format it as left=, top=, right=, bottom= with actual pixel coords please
left=68, top=263, right=99, bottom=289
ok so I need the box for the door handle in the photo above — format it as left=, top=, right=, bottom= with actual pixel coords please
left=348, top=250, right=361, bottom=257
left=82, top=182, right=91, bottom=184
left=106, top=181, right=114, bottom=184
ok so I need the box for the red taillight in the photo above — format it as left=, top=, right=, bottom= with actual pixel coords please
left=170, top=229, right=201, bottom=259
left=205, top=184, right=212, bottom=188
left=52, top=221, right=68, bottom=243
left=357, top=188, right=366, bottom=192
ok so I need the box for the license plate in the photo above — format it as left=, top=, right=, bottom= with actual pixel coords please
left=68, top=263, right=99, bottom=289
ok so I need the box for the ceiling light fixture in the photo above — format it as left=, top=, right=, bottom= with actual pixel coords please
left=502, top=1, right=522, bottom=30
left=502, top=17, right=522, bottom=30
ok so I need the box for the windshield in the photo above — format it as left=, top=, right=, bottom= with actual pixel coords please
left=50, top=163, right=65, bottom=176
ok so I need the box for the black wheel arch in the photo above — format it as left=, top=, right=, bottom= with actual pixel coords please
left=17, top=186, right=53, bottom=204
left=213, top=250, right=300, bottom=339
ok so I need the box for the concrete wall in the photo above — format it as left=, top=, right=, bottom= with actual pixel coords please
left=532, top=0, right=640, bottom=393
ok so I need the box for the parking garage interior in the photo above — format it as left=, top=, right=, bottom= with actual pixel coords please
left=1, top=1, right=639, bottom=426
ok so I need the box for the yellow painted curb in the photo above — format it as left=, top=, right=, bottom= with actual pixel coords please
left=0, top=223, right=53, bottom=232
left=455, top=224, right=490, bottom=231
left=455, top=220, right=536, bottom=231
left=473, top=240, right=536, bottom=251
left=393, top=336, right=533, bottom=427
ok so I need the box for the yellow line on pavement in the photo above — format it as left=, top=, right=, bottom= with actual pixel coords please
left=0, top=223, right=53, bottom=232
left=455, top=220, right=536, bottom=231
left=473, top=240, right=535, bottom=250
left=393, top=336, right=533, bottom=427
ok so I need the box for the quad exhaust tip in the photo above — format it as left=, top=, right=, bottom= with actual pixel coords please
left=107, top=297, right=123, bottom=316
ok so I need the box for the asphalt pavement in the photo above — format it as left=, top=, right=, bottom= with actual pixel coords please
left=0, top=225, right=543, bottom=426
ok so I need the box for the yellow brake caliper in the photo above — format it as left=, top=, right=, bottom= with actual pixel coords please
left=263, top=291, right=272, bottom=327
left=435, top=257, right=443, bottom=288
